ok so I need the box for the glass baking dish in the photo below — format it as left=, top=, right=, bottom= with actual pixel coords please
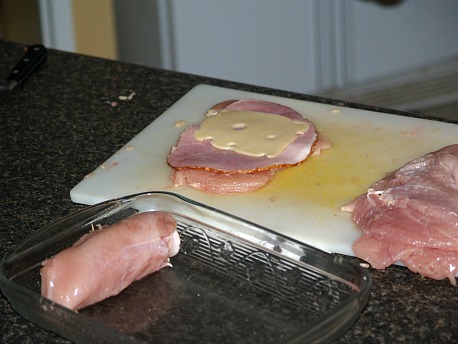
left=0, top=191, right=371, bottom=343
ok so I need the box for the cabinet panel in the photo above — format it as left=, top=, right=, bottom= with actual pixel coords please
left=345, top=0, right=458, bottom=83
left=166, top=0, right=458, bottom=93
left=169, top=0, right=318, bottom=93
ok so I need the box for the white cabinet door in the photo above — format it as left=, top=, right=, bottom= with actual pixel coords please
left=162, top=0, right=458, bottom=93
left=164, top=0, right=319, bottom=93
left=41, top=1, right=458, bottom=94
left=344, top=0, right=458, bottom=84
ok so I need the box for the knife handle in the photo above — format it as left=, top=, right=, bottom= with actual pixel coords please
left=8, top=44, right=48, bottom=87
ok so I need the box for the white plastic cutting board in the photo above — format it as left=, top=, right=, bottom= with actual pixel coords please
left=70, top=84, right=458, bottom=256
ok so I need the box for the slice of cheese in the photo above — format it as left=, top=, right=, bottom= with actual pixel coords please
left=194, top=110, right=309, bottom=157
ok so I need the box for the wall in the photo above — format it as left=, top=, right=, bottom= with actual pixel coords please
left=344, top=0, right=458, bottom=85
left=38, top=0, right=117, bottom=59
left=71, top=0, right=117, bottom=59
left=0, top=0, right=42, bottom=44
left=12, top=0, right=458, bottom=97
left=113, top=0, right=161, bottom=67
left=160, top=0, right=458, bottom=94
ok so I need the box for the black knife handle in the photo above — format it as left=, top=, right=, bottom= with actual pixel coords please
left=8, top=44, right=48, bottom=87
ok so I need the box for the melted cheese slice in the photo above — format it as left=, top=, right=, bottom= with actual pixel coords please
left=194, top=110, right=309, bottom=157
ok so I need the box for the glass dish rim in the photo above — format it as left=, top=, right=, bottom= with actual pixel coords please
left=0, top=191, right=372, bottom=344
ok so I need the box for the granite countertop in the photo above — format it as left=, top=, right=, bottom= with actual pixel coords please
left=1, top=39, right=457, bottom=343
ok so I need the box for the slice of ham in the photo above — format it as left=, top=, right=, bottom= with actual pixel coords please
left=343, top=144, right=458, bottom=284
left=167, top=99, right=319, bottom=173
left=41, top=211, right=180, bottom=311
left=223, top=99, right=307, bottom=120
left=170, top=134, right=331, bottom=194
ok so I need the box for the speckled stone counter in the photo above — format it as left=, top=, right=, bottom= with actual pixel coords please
left=1, top=39, right=457, bottom=343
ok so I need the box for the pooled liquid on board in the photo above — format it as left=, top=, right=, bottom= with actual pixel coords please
left=264, top=118, right=451, bottom=210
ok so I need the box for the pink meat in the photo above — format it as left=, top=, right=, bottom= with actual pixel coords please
left=311, top=134, right=332, bottom=156
left=353, top=237, right=458, bottom=285
left=225, top=99, right=306, bottom=120
left=41, top=211, right=180, bottom=311
left=172, top=169, right=276, bottom=194
left=167, top=99, right=318, bottom=173
left=343, top=144, right=458, bottom=284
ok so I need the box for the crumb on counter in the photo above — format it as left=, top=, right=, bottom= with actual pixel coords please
left=119, top=92, right=136, bottom=101
left=125, top=145, right=135, bottom=151
left=330, top=109, right=340, bottom=114
left=103, top=100, right=118, bottom=107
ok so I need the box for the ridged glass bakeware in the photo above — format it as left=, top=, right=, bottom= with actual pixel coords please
left=0, top=191, right=371, bottom=343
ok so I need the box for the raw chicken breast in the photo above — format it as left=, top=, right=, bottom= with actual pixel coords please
left=353, top=236, right=458, bottom=284
left=172, top=169, right=276, bottom=194
left=343, top=144, right=458, bottom=284
left=41, top=211, right=180, bottom=311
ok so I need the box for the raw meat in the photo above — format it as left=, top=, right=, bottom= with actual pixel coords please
left=41, top=211, right=180, bottom=311
left=224, top=99, right=308, bottom=120
left=167, top=123, right=317, bottom=173
left=167, top=99, right=318, bottom=173
left=167, top=99, right=330, bottom=194
left=172, top=169, right=276, bottom=194
left=343, top=144, right=458, bottom=284
left=311, top=134, right=332, bottom=156
left=352, top=237, right=458, bottom=284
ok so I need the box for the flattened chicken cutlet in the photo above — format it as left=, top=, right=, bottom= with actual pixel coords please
left=343, top=144, right=458, bottom=284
